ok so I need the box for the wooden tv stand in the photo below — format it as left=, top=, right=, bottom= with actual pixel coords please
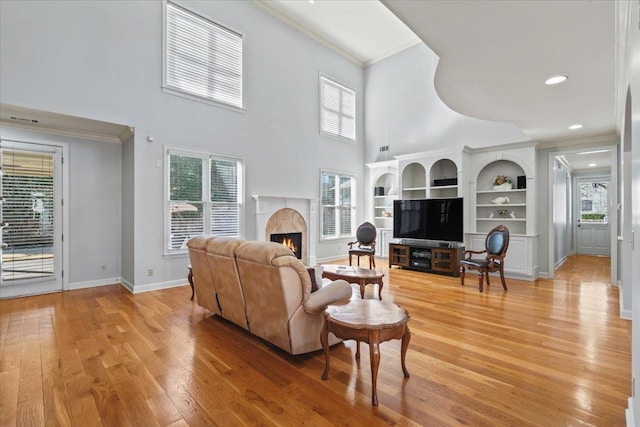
left=389, top=241, right=465, bottom=277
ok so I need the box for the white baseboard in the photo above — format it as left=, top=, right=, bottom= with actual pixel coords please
left=627, top=397, right=635, bottom=427
left=119, top=278, right=134, bottom=293
left=620, top=308, right=632, bottom=320
left=129, top=278, right=188, bottom=294
left=554, top=255, right=568, bottom=270
left=66, top=277, right=121, bottom=290
left=316, top=255, right=348, bottom=264
left=73, top=277, right=189, bottom=294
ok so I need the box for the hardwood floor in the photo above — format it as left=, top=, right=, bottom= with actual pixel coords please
left=0, top=255, right=630, bottom=426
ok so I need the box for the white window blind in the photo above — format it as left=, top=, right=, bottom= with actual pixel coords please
left=1, top=148, right=59, bottom=282
left=321, top=171, right=355, bottom=239
left=320, top=75, right=356, bottom=141
left=165, top=1, right=243, bottom=109
left=210, top=158, right=240, bottom=236
left=167, top=150, right=242, bottom=252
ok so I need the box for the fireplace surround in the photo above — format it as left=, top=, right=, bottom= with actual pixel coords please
left=253, top=195, right=317, bottom=266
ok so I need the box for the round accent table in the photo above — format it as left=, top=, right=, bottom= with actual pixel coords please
left=320, top=299, right=410, bottom=406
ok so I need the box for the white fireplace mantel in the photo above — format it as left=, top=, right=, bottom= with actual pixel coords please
left=252, top=195, right=318, bottom=266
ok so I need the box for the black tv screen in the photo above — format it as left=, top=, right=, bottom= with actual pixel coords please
left=393, top=198, right=463, bottom=242
left=393, top=199, right=428, bottom=239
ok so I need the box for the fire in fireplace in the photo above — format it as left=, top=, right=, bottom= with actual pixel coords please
left=270, top=232, right=302, bottom=259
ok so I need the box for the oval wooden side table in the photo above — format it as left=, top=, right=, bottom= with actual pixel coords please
left=320, top=299, right=410, bottom=406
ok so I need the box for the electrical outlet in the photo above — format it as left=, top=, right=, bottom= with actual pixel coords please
left=101, top=264, right=106, bottom=271
left=147, top=269, right=153, bottom=277
left=379, top=145, right=389, bottom=152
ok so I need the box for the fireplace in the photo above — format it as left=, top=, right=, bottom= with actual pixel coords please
left=254, top=196, right=317, bottom=266
left=270, top=232, right=302, bottom=259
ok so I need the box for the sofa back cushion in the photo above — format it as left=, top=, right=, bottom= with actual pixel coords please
left=186, top=235, right=220, bottom=315
left=205, top=237, right=248, bottom=329
left=234, top=241, right=310, bottom=353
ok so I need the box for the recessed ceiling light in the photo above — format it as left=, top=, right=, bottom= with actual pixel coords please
left=588, top=163, right=597, bottom=167
left=545, top=75, right=568, bottom=85
left=569, top=124, right=583, bottom=130
left=309, top=0, right=315, bottom=3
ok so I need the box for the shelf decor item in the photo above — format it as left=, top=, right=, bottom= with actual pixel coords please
left=492, top=175, right=513, bottom=190
left=491, top=196, right=510, bottom=205
left=497, top=209, right=508, bottom=218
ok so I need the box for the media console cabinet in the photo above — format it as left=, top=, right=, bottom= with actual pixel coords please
left=389, top=241, right=465, bottom=277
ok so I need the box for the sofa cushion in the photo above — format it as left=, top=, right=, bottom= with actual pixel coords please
left=205, top=237, right=248, bottom=329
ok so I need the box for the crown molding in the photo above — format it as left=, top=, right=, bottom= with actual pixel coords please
left=536, top=131, right=619, bottom=150
left=0, top=119, right=131, bottom=144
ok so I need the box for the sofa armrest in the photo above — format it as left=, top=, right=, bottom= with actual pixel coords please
left=303, top=279, right=352, bottom=314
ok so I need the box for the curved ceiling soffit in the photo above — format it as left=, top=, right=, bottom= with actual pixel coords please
left=383, top=0, right=616, bottom=141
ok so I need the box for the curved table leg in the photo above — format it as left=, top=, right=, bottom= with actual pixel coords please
left=321, top=319, right=330, bottom=380
left=401, top=325, right=411, bottom=378
left=377, top=278, right=383, bottom=300
left=369, top=330, right=381, bottom=406
left=187, top=266, right=194, bottom=300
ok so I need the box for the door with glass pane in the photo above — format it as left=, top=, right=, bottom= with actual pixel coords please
left=0, top=140, right=63, bottom=298
left=576, top=177, right=611, bottom=256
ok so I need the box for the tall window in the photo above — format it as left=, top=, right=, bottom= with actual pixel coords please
left=319, top=75, right=356, bottom=141
left=164, top=1, right=243, bottom=109
left=166, top=149, right=243, bottom=253
left=321, top=170, right=356, bottom=239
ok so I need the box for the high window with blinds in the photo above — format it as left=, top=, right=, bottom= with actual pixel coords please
left=320, top=170, right=356, bottom=240
left=164, top=1, right=243, bottom=109
left=319, top=75, right=356, bottom=141
left=167, top=149, right=243, bottom=253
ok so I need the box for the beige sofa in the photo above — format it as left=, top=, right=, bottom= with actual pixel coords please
left=187, top=236, right=352, bottom=355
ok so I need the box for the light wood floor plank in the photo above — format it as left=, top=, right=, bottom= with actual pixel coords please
left=0, top=254, right=630, bottom=426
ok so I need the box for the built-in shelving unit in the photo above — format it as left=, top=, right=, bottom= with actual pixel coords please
left=367, top=160, right=399, bottom=258
left=474, top=160, right=527, bottom=235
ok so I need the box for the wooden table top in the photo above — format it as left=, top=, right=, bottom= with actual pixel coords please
left=324, top=300, right=409, bottom=329
left=322, top=264, right=384, bottom=279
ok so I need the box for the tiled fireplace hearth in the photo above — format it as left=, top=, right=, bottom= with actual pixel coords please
left=253, top=195, right=317, bottom=266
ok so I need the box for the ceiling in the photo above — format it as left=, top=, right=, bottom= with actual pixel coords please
left=257, top=0, right=618, bottom=170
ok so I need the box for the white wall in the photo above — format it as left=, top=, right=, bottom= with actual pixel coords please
left=0, top=0, right=364, bottom=289
left=121, top=135, right=134, bottom=286
left=623, top=0, right=640, bottom=423
left=553, top=159, right=571, bottom=267
left=363, top=43, right=529, bottom=165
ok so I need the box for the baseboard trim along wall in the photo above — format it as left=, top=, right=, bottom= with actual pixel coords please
left=67, top=277, right=121, bottom=290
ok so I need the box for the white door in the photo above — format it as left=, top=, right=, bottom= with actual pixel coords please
left=0, top=140, right=63, bottom=298
left=576, top=177, right=610, bottom=256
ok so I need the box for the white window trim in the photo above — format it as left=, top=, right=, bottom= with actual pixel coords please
left=162, top=1, right=246, bottom=113
left=319, top=73, right=357, bottom=143
left=164, top=146, right=244, bottom=256
left=320, top=169, right=357, bottom=241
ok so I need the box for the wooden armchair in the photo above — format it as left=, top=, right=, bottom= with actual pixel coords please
left=348, top=222, right=377, bottom=269
left=460, top=225, right=509, bottom=292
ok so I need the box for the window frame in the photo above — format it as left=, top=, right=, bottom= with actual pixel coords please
left=164, top=146, right=244, bottom=256
left=319, top=73, right=356, bottom=142
left=162, top=1, right=245, bottom=112
left=320, top=169, right=357, bottom=241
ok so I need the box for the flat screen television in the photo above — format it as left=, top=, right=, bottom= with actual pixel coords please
left=393, top=198, right=463, bottom=242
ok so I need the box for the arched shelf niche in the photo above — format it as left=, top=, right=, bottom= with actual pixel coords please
left=474, top=159, right=527, bottom=235
left=401, top=162, right=426, bottom=199
left=429, top=158, right=458, bottom=198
